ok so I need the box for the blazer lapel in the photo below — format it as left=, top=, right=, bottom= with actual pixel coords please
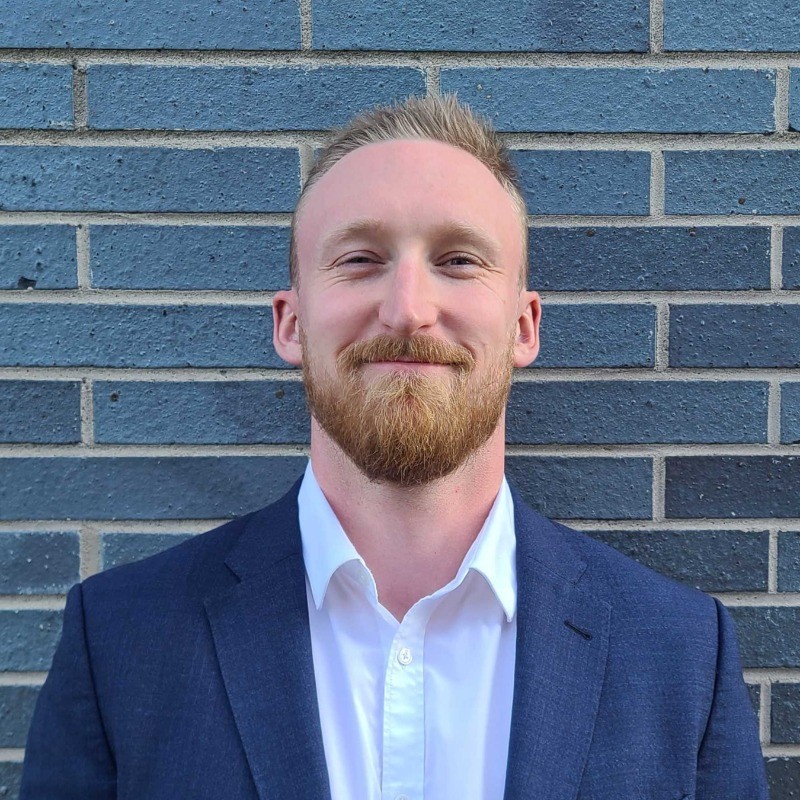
left=504, top=487, right=611, bottom=800
left=203, top=480, right=331, bottom=800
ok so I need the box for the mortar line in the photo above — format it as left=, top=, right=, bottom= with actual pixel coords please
left=80, top=378, right=94, bottom=446
left=76, top=224, right=91, bottom=288
left=79, top=523, right=103, bottom=580
left=649, top=149, right=665, bottom=218
left=298, top=142, right=314, bottom=187
left=72, top=61, right=88, bottom=130
left=654, top=301, right=669, bottom=370
left=768, top=380, right=782, bottom=446
left=771, top=225, right=785, bottom=290
left=0, top=673, right=47, bottom=686
left=0, top=749, right=24, bottom=762
left=425, top=65, right=441, bottom=96
left=769, top=529, right=780, bottom=593
left=299, top=0, right=313, bottom=50
left=649, top=0, right=664, bottom=54
left=776, top=67, right=791, bottom=133
left=746, top=668, right=800, bottom=681
left=651, top=455, right=665, bottom=521
left=761, top=681, right=772, bottom=745
left=0, top=596, right=66, bottom=609
left=710, top=593, right=800, bottom=606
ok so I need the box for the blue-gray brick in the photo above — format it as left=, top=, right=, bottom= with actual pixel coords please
left=101, top=532, right=195, bottom=570
left=728, top=607, right=800, bottom=668
left=90, top=225, right=289, bottom=290
left=665, top=151, right=800, bottom=215
left=94, top=381, right=309, bottom=444
left=89, top=66, right=425, bottom=131
left=0, top=225, right=76, bottom=289
left=0, top=147, right=299, bottom=212
left=0, top=686, right=40, bottom=748
left=772, top=683, right=800, bottom=743
left=505, top=456, right=652, bottom=520
left=670, top=305, right=800, bottom=368
left=664, top=0, right=800, bottom=52
left=0, top=456, right=305, bottom=520
left=0, top=0, right=300, bottom=49
left=0, top=761, right=21, bottom=800
left=784, top=227, right=800, bottom=289
left=0, top=64, right=72, bottom=130
left=531, top=226, right=771, bottom=291
left=513, top=151, right=650, bottom=216
left=767, top=758, right=800, bottom=800
left=0, top=610, right=63, bottom=670
left=666, top=456, right=800, bottom=518
left=583, top=530, right=769, bottom=591
left=748, top=683, right=761, bottom=718
left=532, top=304, right=655, bottom=368
left=782, top=383, right=800, bottom=444
left=0, top=305, right=279, bottom=368
left=791, top=70, right=800, bottom=131
left=0, top=532, right=79, bottom=594
left=778, top=532, right=800, bottom=592
left=0, top=381, right=81, bottom=443
left=443, top=68, right=775, bottom=133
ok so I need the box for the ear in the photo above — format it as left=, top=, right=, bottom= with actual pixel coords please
left=272, top=289, right=303, bottom=367
left=513, top=290, right=541, bottom=368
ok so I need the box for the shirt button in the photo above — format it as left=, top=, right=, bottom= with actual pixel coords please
left=397, top=647, right=413, bottom=666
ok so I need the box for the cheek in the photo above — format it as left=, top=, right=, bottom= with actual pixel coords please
left=301, top=290, right=373, bottom=352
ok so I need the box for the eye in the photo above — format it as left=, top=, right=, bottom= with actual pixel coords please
left=439, top=253, right=482, bottom=270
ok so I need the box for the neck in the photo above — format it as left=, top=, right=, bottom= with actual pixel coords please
left=308, top=417, right=507, bottom=621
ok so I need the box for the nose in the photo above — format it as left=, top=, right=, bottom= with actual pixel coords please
left=377, top=254, right=439, bottom=335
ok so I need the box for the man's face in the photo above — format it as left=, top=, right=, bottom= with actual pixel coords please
left=273, top=138, right=541, bottom=487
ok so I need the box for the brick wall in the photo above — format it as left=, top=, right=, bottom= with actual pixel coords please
left=1, top=0, right=799, bottom=796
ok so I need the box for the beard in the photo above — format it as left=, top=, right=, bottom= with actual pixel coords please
left=301, top=330, right=515, bottom=487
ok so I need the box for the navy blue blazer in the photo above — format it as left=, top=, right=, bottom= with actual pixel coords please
left=20, top=479, right=768, bottom=800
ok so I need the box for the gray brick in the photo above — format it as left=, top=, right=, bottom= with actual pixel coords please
left=0, top=147, right=299, bottom=212
left=0, top=381, right=81, bottom=443
left=530, top=226, right=771, bottom=291
left=664, top=0, right=800, bottom=52
left=0, top=225, right=76, bottom=290
left=670, top=305, right=800, bottom=368
left=748, top=683, right=761, bottom=718
left=0, top=0, right=300, bottom=49
left=89, top=66, right=425, bottom=131
left=89, top=225, right=290, bottom=291
left=443, top=68, right=775, bottom=133
left=728, top=607, right=800, bottom=668
left=0, top=305, right=280, bottom=368
left=782, top=384, right=800, bottom=445
left=792, top=70, right=800, bottom=132
left=512, top=151, right=650, bottom=215
left=666, top=456, right=800, bottom=519
left=772, top=684, right=800, bottom=743
left=507, top=381, right=767, bottom=444
left=101, top=533, right=195, bottom=570
left=0, top=610, right=63, bottom=671
left=0, top=64, right=72, bottom=130
left=0, top=532, right=79, bottom=594
left=0, top=761, right=22, bottom=800
left=778, top=532, right=800, bottom=592
left=0, top=456, right=305, bottom=520
left=583, top=530, right=769, bottom=591
left=767, top=758, right=800, bottom=799
left=505, top=456, right=652, bottom=520
left=0, top=686, right=39, bottom=748
left=665, top=151, right=800, bottom=215
left=94, top=381, right=309, bottom=444
left=783, top=227, right=800, bottom=289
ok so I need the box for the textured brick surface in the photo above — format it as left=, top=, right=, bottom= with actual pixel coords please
left=0, top=225, right=76, bottom=290
left=0, top=762, right=22, bottom=800
left=0, top=456, right=306, bottom=520
left=0, top=381, right=81, bottom=444
left=0, top=686, right=40, bottom=748
left=772, top=683, right=800, bottom=743
left=94, top=380, right=309, bottom=444
left=778, top=531, right=800, bottom=592
left=0, top=147, right=299, bottom=212
left=530, top=226, right=771, bottom=291
left=728, top=607, right=800, bottom=668
left=0, top=532, right=80, bottom=594
left=89, top=225, right=290, bottom=291
left=783, top=227, right=800, bottom=289
left=512, top=151, right=650, bottom=215
left=666, top=456, right=800, bottom=518
left=782, top=383, right=800, bottom=444
left=583, top=529, right=769, bottom=591
left=767, top=758, right=800, bottom=799
left=101, top=532, right=195, bottom=570
left=748, top=683, right=761, bottom=718
left=0, top=64, right=72, bottom=130
left=443, top=68, right=775, bottom=133
left=0, top=610, right=63, bottom=671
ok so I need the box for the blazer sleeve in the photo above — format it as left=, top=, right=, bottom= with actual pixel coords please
left=695, top=597, right=769, bottom=800
left=19, top=582, right=117, bottom=800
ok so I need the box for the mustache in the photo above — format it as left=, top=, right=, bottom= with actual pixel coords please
left=338, top=334, right=475, bottom=372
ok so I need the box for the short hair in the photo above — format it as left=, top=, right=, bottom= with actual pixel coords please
left=289, top=93, right=529, bottom=289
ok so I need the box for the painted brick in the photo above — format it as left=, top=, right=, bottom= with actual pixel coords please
left=664, top=0, right=800, bottom=52
left=101, top=533, right=195, bottom=570
left=89, top=66, right=425, bottom=131
left=748, top=683, right=761, bottom=718
left=783, top=227, right=800, bottom=289
left=94, top=381, right=309, bottom=444
left=0, top=147, right=299, bottom=212
left=0, top=0, right=300, bottom=49
left=530, top=226, right=771, bottom=291
left=89, top=225, right=290, bottom=291
left=665, top=151, right=800, bottom=215
left=313, top=0, right=647, bottom=52
left=0, top=225, right=76, bottom=290
left=728, top=607, right=800, bottom=668
left=778, top=532, right=800, bottom=592
left=0, top=532, right=79, bottom=594
left=0, top=761, right=22, bottom=800
left=772, top=683, right=800, bottom=743
left=532, top=304, right=655, bottom=368
left=0, top=305, right=280, bottom=368
left=505, top=456, right=652, bottom=520
left=670, top=305, right=800, bottom=368
left=0, top=610, right=63, bottom=670
left=768, top=758, right=800, bottom=799
left=512, top=151, right=650, bottom=215
left=443, top=68, right=775, bottom=133
left=792, top=70, right=800, bottom=132
left=0, top=686, right=39, bottom=748
left=782, top=383, right=800, bottom=445
left=507, top=381, right=766, bottom=445
left=666, top=456, right=800, bottom=519
left=0, top=381, right=81, bottom=443
left=0, top=64, right=72, bottom=130
left=0, top=456, right=305, bottom=520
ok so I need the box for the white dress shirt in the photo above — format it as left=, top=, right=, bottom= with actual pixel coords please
left=298, top=460, right=518, bottom=800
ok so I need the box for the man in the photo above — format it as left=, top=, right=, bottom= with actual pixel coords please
left=20, top=94, right=767, bottom=799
